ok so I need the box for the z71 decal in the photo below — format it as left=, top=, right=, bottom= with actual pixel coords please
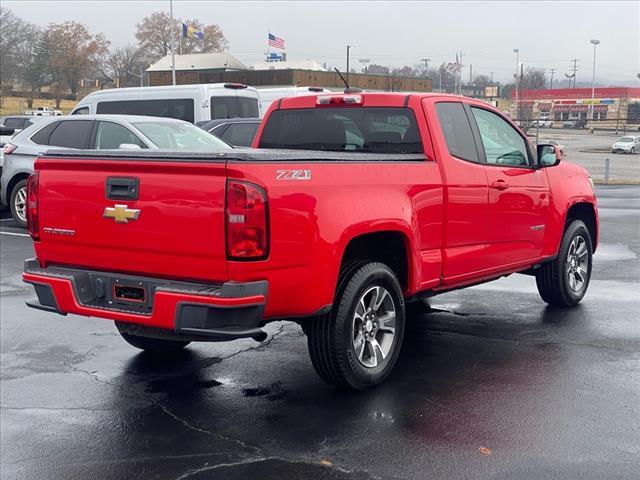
left=276, top=169, right=312, bottom=181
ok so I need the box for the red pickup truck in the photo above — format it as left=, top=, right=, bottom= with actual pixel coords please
left=23, top=92, right=598, bottom=389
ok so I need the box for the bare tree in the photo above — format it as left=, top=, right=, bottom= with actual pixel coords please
left=135, top=11, right=228, bottom=64
left=41, top=21, right=110, bottom=98
left=0, top=8, right=23, bottom=83
left=367, top=64, right=389, bottom=75
left=521, top=68, right=547, bottom=90
left=100, top=45, right=147, bottom=87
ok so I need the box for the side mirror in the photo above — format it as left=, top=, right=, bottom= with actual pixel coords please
left=118, top=143, right=142, bottom=150
left=537, top=144, right=561, bottom=167
left=0, top=127, right=15, bottom=136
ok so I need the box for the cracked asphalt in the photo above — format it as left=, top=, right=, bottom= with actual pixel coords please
left=1, top=186, right=639, bottom=479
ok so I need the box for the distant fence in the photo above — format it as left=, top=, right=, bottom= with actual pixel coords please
left=518, top=119, right=640, bottom=185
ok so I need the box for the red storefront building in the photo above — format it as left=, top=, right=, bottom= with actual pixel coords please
left=512, top=87, right=640, bottom=126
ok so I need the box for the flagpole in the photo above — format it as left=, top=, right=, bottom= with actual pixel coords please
left=169, top=0, right=176, bottom=85
left=267, top=29, right=271, bottom=62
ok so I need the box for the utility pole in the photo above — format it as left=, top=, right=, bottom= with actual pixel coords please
left=169, top=0, right=176, bottom=85
left=549, top=68, right=556, bottom=89
left=590, top=39, right=600, bottom=121
left=459, top=51, right=463, bottom=95
left=570, top=58, right=579, bottom=88
left=513, top=48, right=519, bottom=120
left=469, top=64, right=472, bottom=83
left=346, top=45, right=353, bottom=84
left=490, top=72, right=494, bottom=83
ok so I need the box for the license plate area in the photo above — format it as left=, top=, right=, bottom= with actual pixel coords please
left=113, top=284, right=147, bottom=303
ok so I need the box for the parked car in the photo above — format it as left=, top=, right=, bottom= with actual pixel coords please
left=198, top=118, right=261, bottom=147
left=1, top=115, right=230, bottom=227
left=25, top=92, right=598, bottom=390
left=1, top=115, right=46, bottom=133
left=533, top=120, right=552, bottom=128
left=611, top=136, right=640, bottom=154
left=24, top=106, right=63, bottom=116
left=543, top=139, right=565, bottom=156
left=563, top=119, right=586, bottom=129
left=70, top=83, right=260, bottom=123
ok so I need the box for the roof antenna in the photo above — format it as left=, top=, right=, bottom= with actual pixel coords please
left=334, top=67, right=363, bottom=94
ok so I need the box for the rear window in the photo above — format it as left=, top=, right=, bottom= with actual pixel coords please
left=218, top=123, right=259, bottom=147
left=3, top=118, right=25, bottom=129
left=211, top=96, right=259, bottom=119
left=97, top=99, right=195, bottom=123
left=258, top=107, right=423, bottom=153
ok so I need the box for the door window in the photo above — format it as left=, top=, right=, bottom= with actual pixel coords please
left=435, top=102, right=479, bottom=162
left=470, top=107, right=530, bottom=166
left=95, top=122, right=147, bottom=149
left=72, top=107, right=90, bottom=115
left=47, top=120, right=93, bottom=149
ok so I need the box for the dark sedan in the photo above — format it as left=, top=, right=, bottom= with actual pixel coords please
left=197, top=118, right=261, bottom=147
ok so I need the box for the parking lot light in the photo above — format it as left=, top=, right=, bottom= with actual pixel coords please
left=590, top=39, right=600, bottom=122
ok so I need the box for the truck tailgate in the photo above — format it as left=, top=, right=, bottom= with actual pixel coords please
left=34, top=157, right=228, bottom=283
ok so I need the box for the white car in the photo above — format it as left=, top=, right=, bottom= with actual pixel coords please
left=24, top=106, right=63, bottom=116
left=611, top=136, right=640, bottom=154
left=533, top=119, right=553, bottom=128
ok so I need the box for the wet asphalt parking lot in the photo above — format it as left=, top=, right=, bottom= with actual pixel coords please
left=1, top=186, right=639, bottom=480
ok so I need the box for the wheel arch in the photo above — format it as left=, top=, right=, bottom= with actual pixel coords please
left=337, top=228, right=416, bottom=296
left=6, top=171, right=30, bottom=204
left=565, top=201, right=598, bottom=252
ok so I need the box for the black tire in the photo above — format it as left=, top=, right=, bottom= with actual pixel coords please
left=9, top=179, right=28, bottom=228
left=306, top=262, right=405, bottom=390
left=116, top=323, right=190, bottom=353
left=536, top=220, right=593, bottom=306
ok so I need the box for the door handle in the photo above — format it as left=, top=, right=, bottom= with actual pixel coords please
left=490, top=180, right=509, bottom=190
left=106, top=177, right=139, bottom=200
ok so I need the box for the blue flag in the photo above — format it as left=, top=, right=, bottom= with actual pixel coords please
left=182, top=23, right=204, bottom=40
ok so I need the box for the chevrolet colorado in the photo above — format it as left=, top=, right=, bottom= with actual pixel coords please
left=23, top=93, right=598, bottom=389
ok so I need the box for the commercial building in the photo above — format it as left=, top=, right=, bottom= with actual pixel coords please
left=147, top=53, right=432, bottom=92
left=511, top=87, right=640, bottom=125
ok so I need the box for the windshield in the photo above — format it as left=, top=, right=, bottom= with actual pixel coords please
left=133, top=122, right=231, bottom=150
left=258, top=107, right=423, bottom=153
left=618, top=137, right=634, bottom=142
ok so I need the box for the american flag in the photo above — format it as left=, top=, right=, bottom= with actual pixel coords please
left=268, top=33, right=285, bottom=50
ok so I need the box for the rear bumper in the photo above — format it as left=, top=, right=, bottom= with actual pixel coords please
left=23, top=259, right=268, bottom=341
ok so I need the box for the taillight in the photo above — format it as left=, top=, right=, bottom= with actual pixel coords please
left=3, top=143, right=16, bottom=154
left=226, top=180, right=268, bottom=260
left=26, top=171, right=39, bottom=241
left=316, top=95, right=362, bottom=106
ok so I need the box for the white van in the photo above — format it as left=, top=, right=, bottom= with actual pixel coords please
left=257, top=86, right=332, bottom=114
left=71, top=83, right=260, bottom=123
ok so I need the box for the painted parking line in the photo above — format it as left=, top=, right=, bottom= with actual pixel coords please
left=0, top=231, right=29, bottom=237
left=0, top=218, right=15, bottom=222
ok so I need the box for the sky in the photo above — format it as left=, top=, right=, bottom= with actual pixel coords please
left=4, top=0, right=640, bottom=85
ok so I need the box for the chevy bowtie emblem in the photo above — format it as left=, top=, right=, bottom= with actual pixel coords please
left=103, top=204, right=140, bottom=223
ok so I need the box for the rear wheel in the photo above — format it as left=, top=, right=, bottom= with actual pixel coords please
left=306, top=262, right=405, bottom=389
left=9, top=180, right=27, bottom=228
left=116, top=323, right=190, bottom=353
left=536, top=220, right=593, bottom=306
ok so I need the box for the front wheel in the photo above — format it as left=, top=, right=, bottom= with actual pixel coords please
left=9, top=180, right=28, bottom=228
left=536, top=220, right=593, bottom=306
left=306, top=262, right=405, bottom=389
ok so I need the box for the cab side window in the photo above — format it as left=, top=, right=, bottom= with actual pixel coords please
left=470, top=107, right=530, bottom=166
left=435, top=102, right=479, bottom=162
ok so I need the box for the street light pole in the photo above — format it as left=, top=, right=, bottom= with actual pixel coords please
left=346, top=45, right=353, bottom=84
left=590, top=39, right=600, bottom=122
left=514, top=48, right=519, bottom=120
left=169, top=0, right=176, bottom=85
